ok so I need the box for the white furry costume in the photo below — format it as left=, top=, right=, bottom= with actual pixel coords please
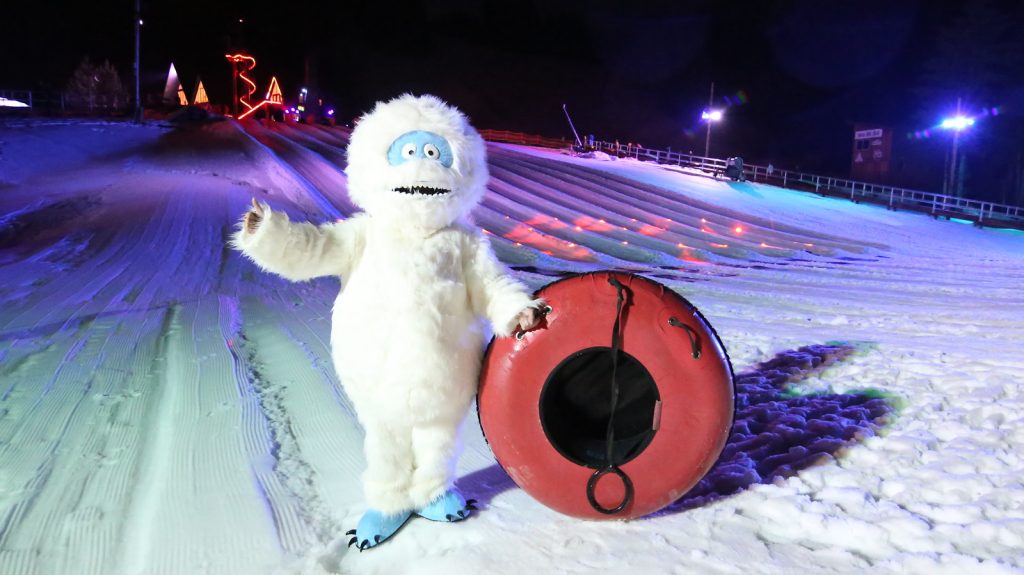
left=234, top=94, right=537, bottom=514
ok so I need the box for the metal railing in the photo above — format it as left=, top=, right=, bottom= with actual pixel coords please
left=591, top=140, right=1024, bottom=229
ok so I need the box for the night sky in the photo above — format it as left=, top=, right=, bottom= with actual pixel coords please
left=4, top=1, right=1024, bottom=202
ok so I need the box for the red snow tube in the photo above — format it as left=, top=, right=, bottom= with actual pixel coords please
left=478, top=271, right=734, bottom=520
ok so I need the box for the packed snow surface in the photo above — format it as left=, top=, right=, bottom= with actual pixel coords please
left=0, top=120, right=1022, bottom=575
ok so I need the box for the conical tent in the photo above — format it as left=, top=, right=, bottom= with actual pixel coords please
left=266, top=77, right=283, bottom=104
left=193, top=79, right=209, bottom=106
left=176, top=83, right=188, bottom=106
left=162, top=63, right=184, bottom=106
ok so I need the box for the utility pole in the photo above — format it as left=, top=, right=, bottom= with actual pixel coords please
left=948, top=96, right=962, bottom=197
left=704, top=82, right=715, bottom=158
left=133, top=0, right=142, bottom=123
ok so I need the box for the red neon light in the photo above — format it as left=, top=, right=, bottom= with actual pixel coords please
left=225, top=55, right=285, bottom=120
left=238, top=99, right=276, bottom=120
left=225, top=53, right=258, bottom=115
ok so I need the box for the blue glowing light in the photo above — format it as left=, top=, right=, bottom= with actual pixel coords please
left=702, top=109, right=724, bottom=122
left=940, top=116, right=974, bottom=131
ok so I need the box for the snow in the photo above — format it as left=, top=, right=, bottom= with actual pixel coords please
left=0, top=98, right=29, bottom=108
left=1, top=120, right=1023, bottom=575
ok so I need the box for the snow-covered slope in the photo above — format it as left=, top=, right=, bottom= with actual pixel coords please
left=0, top=119, right=1021, bottom=575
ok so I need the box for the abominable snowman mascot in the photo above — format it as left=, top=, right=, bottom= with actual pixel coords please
left=233, top=94, right=541, bottom=549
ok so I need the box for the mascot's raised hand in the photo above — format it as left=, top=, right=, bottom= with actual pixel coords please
left=243, top=197, right=264, bottom=234
left=232, top=94, right=542, bottom=551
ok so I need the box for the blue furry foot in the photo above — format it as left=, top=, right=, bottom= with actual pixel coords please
left=416, top=489, right=478, bottom=522
left=345, top=509, right=413, bottom=551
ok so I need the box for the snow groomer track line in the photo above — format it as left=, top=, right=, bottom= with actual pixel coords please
left=0, top=119, right=1022, bottom=574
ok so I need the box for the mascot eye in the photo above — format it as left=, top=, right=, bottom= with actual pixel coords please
left=402, top=143, right=417, bottom=158
left=423, top=143, right=440, bottom=159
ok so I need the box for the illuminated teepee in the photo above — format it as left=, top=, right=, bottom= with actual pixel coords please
left=193, top=79, right=209, bottom=107
left=162, top=63, right=185, bottom=106
left=266, top=76, right=283, bottom=104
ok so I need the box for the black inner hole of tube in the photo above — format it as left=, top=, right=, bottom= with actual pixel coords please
left=539, top=347, right=660, bottom=468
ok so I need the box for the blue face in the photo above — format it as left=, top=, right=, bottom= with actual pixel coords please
left=386, top=131, right=454, bottom=169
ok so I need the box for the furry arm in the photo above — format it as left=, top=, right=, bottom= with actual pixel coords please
left=231, top=202, right=363, bottom=282
left=464, top=232, right=542, bottom=337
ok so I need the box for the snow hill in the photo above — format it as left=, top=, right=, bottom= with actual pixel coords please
left=0, top=119, right=1022, bottom=575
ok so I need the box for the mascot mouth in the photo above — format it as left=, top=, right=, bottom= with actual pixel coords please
left=393, top=186, right=450, bottom=196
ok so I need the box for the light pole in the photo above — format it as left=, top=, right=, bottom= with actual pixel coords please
left=940, top=97, right=974, bottom=198
left=702, top=82, right=723, bottom=159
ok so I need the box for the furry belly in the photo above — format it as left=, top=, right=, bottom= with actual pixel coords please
left=329, top=287, right=485, bottom=424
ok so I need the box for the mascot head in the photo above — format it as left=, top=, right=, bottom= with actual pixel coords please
left=345, top=94, right=489, bottom=231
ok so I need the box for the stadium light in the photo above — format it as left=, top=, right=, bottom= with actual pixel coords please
left=702, top=108, right=723, bottom=159
left=940, top=116, right=974, bottom=131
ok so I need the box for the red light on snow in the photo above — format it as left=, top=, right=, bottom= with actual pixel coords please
left=637, top=224, right=664, bottom=236
left=734, top=226, right=744, bottom=234
left=524, top=214, right=568, bottom=230
left=572, top=217, right=613, bottom=232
